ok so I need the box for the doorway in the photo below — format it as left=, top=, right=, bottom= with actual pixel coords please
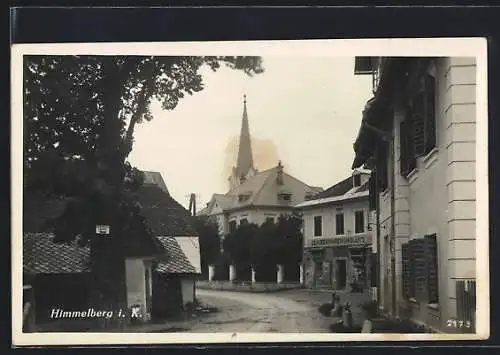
left=336, top=259, right=347, bottom=290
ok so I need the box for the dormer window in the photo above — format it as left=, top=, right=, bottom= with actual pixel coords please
left=278, top=192, right=292, bottom=202
left=238, top=194, right=250, bottom=203
left=305, top=192, right=315, bottom=200
left=353, top=174, right=361, bottom=187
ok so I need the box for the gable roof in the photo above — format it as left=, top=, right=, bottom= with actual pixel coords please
left=313, top=176, right=354, bottom=199
left=23, top=233, right=91, bottom=274
left=175, top=236, right=201, bottom=273
left=143, top=171, right=170, bottom=195
left=295, top=177, right=370, bottom=209
left=155, top=236, right=199, bottom=274
left=136, top=184, right=197, bottom=237
left=216, top=166, right=321, bottom=210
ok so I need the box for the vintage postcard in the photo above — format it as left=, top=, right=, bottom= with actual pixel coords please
left=11, top=38, right=489, bottom=346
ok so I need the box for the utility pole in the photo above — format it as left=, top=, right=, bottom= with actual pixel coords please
left=188, top=193, right=197, bottom=217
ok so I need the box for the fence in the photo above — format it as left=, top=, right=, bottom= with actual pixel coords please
left=456, top=280, right=476, bottom=333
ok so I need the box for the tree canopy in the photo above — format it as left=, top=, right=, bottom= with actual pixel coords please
left=23, top=55, right=264, bottom=243
left=223, top=212, right=304, bottom=268
left=194, top=215, right=221, bottom=269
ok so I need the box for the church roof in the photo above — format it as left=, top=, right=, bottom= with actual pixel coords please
left=205, top=165, right=321, bottom=213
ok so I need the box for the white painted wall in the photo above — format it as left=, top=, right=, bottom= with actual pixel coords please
left=125, top=258, right=152, bottom=321
left=181, top=279, right=195, bottom=305
left=376, top=57, right=477, bottom=331
left=301, top=198, right=371, bottom=243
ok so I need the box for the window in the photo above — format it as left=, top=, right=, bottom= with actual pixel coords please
left=368, top=172, right=377, bottom=211
left=376, top=142, right=389, bottom=192
left=314, top=216, right=322, bottom=237
left=401, top=71, right=437, bottom=178
left=265, top=217, right=275, bottom=224
left=400, top=110, right=417, bottom=177
left=240, top=218, right=248, bottom=225
left=402, top=234, right=439, bottom=303
left=229, top=220, right=237, bottom=233
left=335, top=213, right=344, bottom=235
left=238, top=194, right=250, bottom=203
left=353, top=174, right=361, bottom=187
left=278, top=193, right=292, bottom=202
left=355, top=211, right=365, bottom=234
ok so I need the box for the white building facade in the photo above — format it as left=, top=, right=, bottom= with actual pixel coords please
left=352, top=57, right=477, bottom=332
left=296, top=170, right=374, bottom=292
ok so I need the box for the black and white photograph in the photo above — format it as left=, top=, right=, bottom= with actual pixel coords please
left=11, top=38, right=489, bottom=345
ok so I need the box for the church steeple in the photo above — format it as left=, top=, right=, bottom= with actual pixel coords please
left=228, top=95, right=257, bottom=190
left=235, top=94, right=254, bottom=179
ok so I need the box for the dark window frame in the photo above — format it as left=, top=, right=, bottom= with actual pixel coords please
left=353, top=174, right=361, bottom=187
left=313, top=216, right=322, bottom=237
left=335, top=213, right=345, bottom=235
left=229, top=220, right=237, bottom=233
left=354, top=210, right=365, bottom=234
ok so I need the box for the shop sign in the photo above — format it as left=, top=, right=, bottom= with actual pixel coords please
left=309, top=234, right=371, bottom=248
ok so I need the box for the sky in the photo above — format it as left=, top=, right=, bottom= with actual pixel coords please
left=128, top=56, right=373, bottom=210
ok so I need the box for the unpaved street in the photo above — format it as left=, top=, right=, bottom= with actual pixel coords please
left=189, top=289, right=333, bottom=333
left=131, top=288, right=369, bottom=333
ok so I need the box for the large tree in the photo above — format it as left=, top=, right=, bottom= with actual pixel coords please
left=194, top=215, right=221, bottom=276
left=23, top=55, right=264, bottom=244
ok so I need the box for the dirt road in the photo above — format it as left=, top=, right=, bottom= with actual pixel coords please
left=189, top=289, right=333, bottom=333
left=129, top=288, right=368, bottom=333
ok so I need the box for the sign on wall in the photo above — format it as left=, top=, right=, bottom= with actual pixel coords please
left=308, top=234, right=372, bottom=248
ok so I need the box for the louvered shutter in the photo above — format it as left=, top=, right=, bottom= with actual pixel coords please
left=400, top=120, right=410, bottom=177
left=424, top=234, right=439, bottom=303
left=377, top=142, right=389, bottom=191
left=368, top=172, right=377, bottom=210
left=424, top=74, right=437, bottom=154
left=411, top=92, right=426, bottom=157
left=411, top=238, right=427, bottom=301
left=402, top=242, right=413, bottom=299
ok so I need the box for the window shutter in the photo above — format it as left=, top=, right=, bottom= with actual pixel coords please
left=400, top=120, right=409, bottom=177
left=424, top=234, right=439, bottom=303
left=402, top=242, right=413, bottom=299
left=377, top=142, right=389, bottom=191
left=424, top=74, right=437, bottom=154
left=368, top=172, right=377, bottom=210
left=411, top=91, right=426, bottom=157
left=410, top=238, right=427, bottom=301
left=400, top=107, right=417, bottom=177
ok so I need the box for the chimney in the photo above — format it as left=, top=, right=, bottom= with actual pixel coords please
left=276, top=161, right=284, bottom=185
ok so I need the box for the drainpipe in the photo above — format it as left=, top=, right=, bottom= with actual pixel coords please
left=375, top=146, right=382, bottom=308
left=390, top=135, right=397, bottom=318
left=363, top=121, right=394, bottom=315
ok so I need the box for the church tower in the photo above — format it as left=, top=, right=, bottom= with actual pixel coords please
left=228, top=95, right=258, bottom=190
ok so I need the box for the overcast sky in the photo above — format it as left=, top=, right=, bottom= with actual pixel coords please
left=128, top=56, right=373, bottom=210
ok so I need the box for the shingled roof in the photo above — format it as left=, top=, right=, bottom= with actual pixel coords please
left=155, top=236, right=198, bottom=274
left=313, top=176, right=354, bottom=199
left=136, top=185, right=197, bottom=236
left=23, top=233, right=91, bottom=274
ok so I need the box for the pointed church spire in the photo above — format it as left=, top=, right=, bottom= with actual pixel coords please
left=235, top=94, right=254, bottom=179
